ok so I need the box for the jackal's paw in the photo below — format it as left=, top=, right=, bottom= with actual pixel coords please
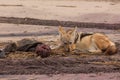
left=89, top=51, right=102, bottom=55
left=72, top=49, right=83, bottom=55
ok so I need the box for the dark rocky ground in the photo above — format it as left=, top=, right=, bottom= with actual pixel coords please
left=0, top=17, right=120, bottom=75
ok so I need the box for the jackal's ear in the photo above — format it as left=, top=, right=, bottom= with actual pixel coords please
left=58, top=26, right=65, bottom=34
left=68, top=26, right=77, bottom=35
left=71, top=26, right=77, bottom=35
left=70, top=26, right=78, bottom=42
left=74, top=26, right=77, bottom=32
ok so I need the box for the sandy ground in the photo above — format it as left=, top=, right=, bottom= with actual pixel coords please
left=0, top=0, right=120, bottom=23
left=0, top=23, right=119, bottom=42
left=0, top=0, right=120, bottom=80
left=0, top=73, right=120, bottom=80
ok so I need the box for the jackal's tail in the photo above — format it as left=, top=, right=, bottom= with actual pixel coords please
left=104, top=45, right=117, bottom=55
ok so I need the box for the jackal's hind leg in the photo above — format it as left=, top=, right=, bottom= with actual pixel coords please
left=88, top=49, right=102, bottom=54
left=88, top=38, right=103, bottom=54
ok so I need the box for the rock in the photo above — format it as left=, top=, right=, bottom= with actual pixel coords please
left=3, top=42, right=17, bottom=53
left=17, top=42, right=43, bottom=52
left=35, top=44, right=51, bottom=58
left=17, top=38, right=37, bottom=47
left=3, top=38, right=51, bottom=58
left=0, top=49, right=6, bottom=58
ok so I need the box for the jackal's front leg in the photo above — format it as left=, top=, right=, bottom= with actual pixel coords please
left=71, top=49, right=87, bottom=55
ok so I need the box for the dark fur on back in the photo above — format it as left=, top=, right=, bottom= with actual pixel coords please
left=80, top=33, right=93, bottom=40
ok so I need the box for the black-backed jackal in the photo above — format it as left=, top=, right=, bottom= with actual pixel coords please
left=58, top=26, right=117, bottom=55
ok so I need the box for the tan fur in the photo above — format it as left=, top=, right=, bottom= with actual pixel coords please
left=92, top=33, right=117, bottom=55
left=58, top=26, right=117, bottom=55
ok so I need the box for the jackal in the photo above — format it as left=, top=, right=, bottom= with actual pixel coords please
left=58, top=26, right=117, bottom=55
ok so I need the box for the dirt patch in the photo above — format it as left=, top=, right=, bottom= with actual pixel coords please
left=0, top=41, right=119, bottom=75
left=0, top=54, right=120, bottom=75
left=56, top=5, right=77, bottom=8
left=0, top=4, right=23, bottom=7
left=0, top=17, right=120, bottom=30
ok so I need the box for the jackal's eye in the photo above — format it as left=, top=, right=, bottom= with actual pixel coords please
left=63, top=41, right=72, bottom=45
left=63, top=41, right=68, bottom=45
left=69, top=42, right=72, bottom=44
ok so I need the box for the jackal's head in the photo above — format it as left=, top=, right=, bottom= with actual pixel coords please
left=58, top=26, right=78, bottom=52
